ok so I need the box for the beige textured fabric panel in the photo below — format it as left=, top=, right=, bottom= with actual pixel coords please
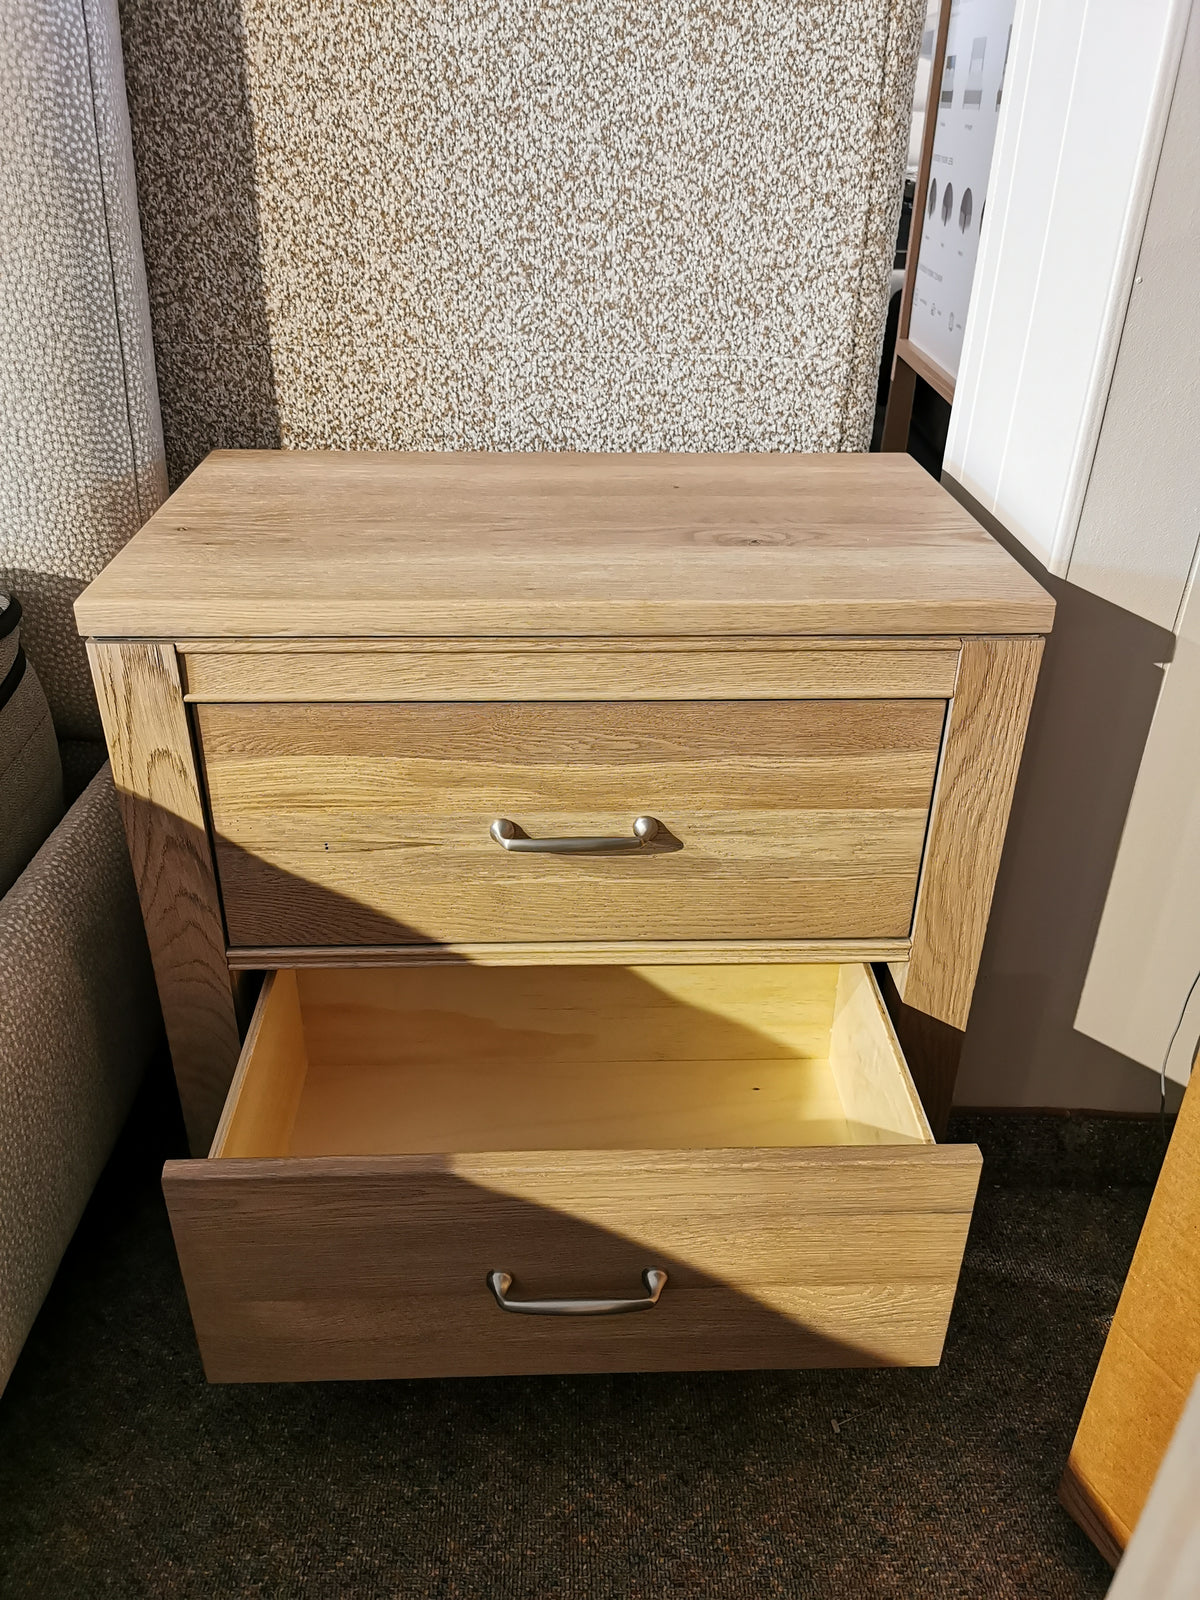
left=0, top=0, right=166, bottom=739
left=0, top=765, right=161, bottom=1394
left=120, top=0, right=923, bottom=485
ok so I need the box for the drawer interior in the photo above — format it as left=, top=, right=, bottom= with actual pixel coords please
left=212, top=963, right=932, bottom=1158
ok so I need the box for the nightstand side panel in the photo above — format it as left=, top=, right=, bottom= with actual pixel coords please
left=87, top=640, right=241, bottom=1154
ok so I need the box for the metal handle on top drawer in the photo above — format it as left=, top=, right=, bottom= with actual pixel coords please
left=487, top=1268, right=668, bottom=1316
left=489, top=816, right=661, bottom=854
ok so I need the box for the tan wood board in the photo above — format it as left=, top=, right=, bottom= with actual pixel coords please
left=894, top=338, right=956, bottom=406
left=211, top=970, right=308, bottom=1160
left=829, top=963, right=933, bottom=1143
left=1060, top=1061, right=1200, bottom=1562
left=874, top=962, right=964, bottom=1142
left=894, top=636, right=1044, bottom=1029
left=225, top=937, right=912, bottom=969
left=164, top=1143, right=980, bottom=1381
left=87, top=641, right=241, bottom=1154
left=195, top=698, right=945, bottom=947
left=75, top=451, right=1054, bottom=639
left=180, top=639, right=961, bottom=702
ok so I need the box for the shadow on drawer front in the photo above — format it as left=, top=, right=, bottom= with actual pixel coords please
left=163, top=964, right=980, bottom=1382
left=194, top=700, right=945, bottom=946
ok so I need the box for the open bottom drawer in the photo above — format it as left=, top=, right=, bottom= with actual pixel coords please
left=164, top=964, right=980, bottom=1382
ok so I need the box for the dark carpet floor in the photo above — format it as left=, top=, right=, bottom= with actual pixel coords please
left=0, top=1068, right=1169, bottom=1599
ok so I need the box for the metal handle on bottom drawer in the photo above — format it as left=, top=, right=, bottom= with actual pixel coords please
left=489, top=816, right=660, bottom=853
left=487, top=1268, right=668, bottom=1316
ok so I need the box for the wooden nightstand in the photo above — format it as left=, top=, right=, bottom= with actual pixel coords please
left=76, top=450, right=1053, bottom=1383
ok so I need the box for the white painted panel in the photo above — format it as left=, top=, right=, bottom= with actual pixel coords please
left=945, top=0, right=1188, bottom=575
left=1066, top=1, right=1200, bottom=631
left=1076, top=550, right=1200, bottom=1086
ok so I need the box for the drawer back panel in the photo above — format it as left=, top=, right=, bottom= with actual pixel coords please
left=195, top=699, right=945, bottom=948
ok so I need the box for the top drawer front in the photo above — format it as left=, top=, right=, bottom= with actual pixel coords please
left=197, top=700, right=945, bottom=949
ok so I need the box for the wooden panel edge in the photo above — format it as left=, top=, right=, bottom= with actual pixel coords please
left=87, top=638, right=242, bottom=1154
left=226, top=939, right=914, bottom=971
left=895, top=337, right=956, bottom=405
left=831, top=965, right=935, bottom=1145
left=180, top=639, right=963, bottom=702
left=903, top=636, right=1044, bottom=1030
left=1057, top=1461, right=1127, bottom=1569
left=1058, top=1064, right=1200, bottom=1565
left=209, top=972, right=295, bottom=1157
left=179, top=636, right=966, bottom=655
left=160, top=1138, right=986, bottom=1185
left=887, top=959, right=909, bottom=1000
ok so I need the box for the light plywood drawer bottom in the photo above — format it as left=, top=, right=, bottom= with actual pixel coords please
left=163, top=964, right=980, bottom=1382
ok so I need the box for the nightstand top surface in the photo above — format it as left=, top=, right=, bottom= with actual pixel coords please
left=75, top=450, right=1054, bottom=639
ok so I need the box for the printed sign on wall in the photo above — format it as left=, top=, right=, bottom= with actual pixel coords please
left=909, top=0, right=1015, bottom=379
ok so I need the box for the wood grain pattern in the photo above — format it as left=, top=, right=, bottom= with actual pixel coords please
left=86, top=641, right=241, bottom=1154
left=1059, top=1059, right=1200, bottom=1563
left=180, top=640, right=961, bottom=702
left=197, top=699, right=945, bottom=947
left=74, top=451, right=1055, bottom=639
left=897, top=636, right=1044, bottom=1029
left=164, top=1144, right=980, bottom=1381
left=225, top=937, right=912, bottom=969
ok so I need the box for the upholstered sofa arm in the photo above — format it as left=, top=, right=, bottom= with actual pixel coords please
left=0, top=763, right=162, bottom=1391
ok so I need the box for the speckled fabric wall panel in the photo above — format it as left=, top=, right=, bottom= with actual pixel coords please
left=119, top=0, right=923, bottom=485
left=0, top=0, right=165, bottom=739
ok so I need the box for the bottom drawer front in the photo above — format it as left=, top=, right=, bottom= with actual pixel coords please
left=164, top=1146, right=980, bottom=1382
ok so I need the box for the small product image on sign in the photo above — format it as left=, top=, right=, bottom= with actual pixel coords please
left=941, top=51, right=956, bottom=105
left=964, top=37, right=987, bottom=106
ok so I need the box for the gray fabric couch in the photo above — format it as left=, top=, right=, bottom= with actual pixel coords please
left=0, top=0, right=166, bottom=1392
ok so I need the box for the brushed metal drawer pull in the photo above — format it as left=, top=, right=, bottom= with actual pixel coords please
left=489, top=816, right=661, bottom=853
left=487, top=1268, right=668, bottom=1316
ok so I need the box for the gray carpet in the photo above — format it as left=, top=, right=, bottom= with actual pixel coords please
left=0, top=1068, right=1165, bottom=1598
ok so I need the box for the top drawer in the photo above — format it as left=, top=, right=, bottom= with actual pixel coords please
left=196, top=699, right=944, bottom=949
